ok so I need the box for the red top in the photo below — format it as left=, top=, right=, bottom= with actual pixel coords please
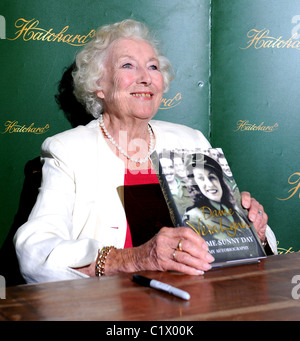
left=123, top=170, right=161, bottom=248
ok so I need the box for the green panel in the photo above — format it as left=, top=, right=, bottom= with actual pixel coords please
left=0, top=0, right=210, bottom=246
left=211, top=0, right=300, bottom=253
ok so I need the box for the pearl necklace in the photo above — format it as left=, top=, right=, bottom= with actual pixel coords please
left=99, top=114, right=154, bottom=165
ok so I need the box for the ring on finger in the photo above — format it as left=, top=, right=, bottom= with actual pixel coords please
left=172, top=249, right=177, bottom=261
left=176, top=239, right=183, bottom=251
left=258, top=210, right=263, bottom=216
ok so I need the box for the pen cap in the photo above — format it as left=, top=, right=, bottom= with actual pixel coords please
left=132, top=274, right=151, bottom=287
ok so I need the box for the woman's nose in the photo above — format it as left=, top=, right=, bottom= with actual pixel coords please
left=204, top=178, right=213, bottom=187
left=137, top=67, right=152, bottom=85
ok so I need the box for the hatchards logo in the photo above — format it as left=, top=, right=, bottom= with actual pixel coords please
left=1, top=120, right=50, bottom=134
left=241, top=15, right=300, bottom=50
left=1, top=16, right=95, bottom=46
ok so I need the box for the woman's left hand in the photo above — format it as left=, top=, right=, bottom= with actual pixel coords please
left=241, top=191, right=268, bottom=243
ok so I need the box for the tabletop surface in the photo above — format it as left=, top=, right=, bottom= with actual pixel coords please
left=1, top=253, right=300, bottom=321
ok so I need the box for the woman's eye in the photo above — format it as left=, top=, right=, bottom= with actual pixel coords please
left=122, top=63, right=133, bottom=68
left=149, top=65, right=158, bottom=70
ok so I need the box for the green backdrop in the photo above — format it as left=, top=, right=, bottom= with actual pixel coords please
left=211, top=0, right=300, bottom=254
left=0, top=0, right=299, bottom=260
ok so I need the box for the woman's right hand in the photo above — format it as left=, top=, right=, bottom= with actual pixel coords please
left=120, top=227, right=215, bottom=276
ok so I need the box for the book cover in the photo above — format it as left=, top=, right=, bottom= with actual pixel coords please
left=150, top=148, right=266, bottom=267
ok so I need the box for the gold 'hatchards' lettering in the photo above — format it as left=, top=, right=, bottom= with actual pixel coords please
left=159, top=93, right=182, bottom=110
left=241, top=28, right=300, bottom=50
left=234, top=120, right=278, bottom=133
left=1, top=120, right=50, bottom=134
left=278, top=172, right=300, bottom=201
left=277, top=241, right=300, bottom=254
left=7, top=18, right=95, bottom=46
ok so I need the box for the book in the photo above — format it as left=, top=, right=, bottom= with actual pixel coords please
left=150, top=148, right=266, bottom=268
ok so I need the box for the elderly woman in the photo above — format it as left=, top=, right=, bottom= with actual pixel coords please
left=14, top=19, right=276, bottom=283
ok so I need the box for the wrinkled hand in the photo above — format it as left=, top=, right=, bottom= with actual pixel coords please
left=241, top=191, right=268, bottom=243
left=133, top=227, right=215, bottom=275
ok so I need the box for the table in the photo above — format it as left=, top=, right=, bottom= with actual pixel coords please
left=1, top=253, right=300, bottom=321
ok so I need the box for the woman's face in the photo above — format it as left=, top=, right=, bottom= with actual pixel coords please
left=160, top=158, right=175, bottom=183
left=96, top=38, right=164, bottom=121
left=193, top=167, right=223, bottom=202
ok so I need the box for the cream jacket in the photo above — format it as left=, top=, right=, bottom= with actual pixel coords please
left=14, top=119, right=277, bottom=283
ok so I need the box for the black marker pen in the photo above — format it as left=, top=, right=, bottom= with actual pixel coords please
left=132, top=274, right=190, bottom=300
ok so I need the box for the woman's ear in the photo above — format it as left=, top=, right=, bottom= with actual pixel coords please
left=95, top=89, right=105, bottom=99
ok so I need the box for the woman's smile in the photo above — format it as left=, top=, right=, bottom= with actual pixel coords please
left=130, top=92, right=153, bottom=99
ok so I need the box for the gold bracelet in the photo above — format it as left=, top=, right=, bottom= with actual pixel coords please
left=95, top=246, right=115, bottom=277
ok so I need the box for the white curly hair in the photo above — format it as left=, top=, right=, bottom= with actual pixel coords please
left=72, top=19, right=174, bottom=118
